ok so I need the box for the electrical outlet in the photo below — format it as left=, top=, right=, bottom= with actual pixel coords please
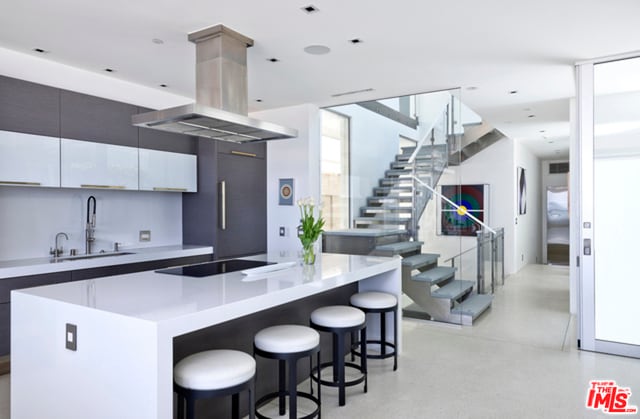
left=279, top=226, right=286, bottom=237
left=139, top=230, right=151, bottom=242
left=66, top=323, right=77, bottom=351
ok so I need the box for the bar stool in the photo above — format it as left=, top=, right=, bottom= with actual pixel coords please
left=310, top=305, right=367, bottom=407
left=174, top=349, right=256, bottom=419
left=253, top=325, right=321, bottom=419
left=350, top=291, right=398, bottom=371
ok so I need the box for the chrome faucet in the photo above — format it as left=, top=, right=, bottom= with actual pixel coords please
left=85, top=196, right=97, bottom=254
left=50, top=232, right=69, bottom=258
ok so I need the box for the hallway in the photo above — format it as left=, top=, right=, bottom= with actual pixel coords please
left=2, top=264, right=639, bottom=418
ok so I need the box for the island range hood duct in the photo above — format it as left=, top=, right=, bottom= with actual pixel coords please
left=132, top=24, right=297, bottom=143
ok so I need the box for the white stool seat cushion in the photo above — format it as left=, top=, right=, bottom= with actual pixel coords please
left=254, top=325, right=320, bottom=354
left=350, top=291, right=397, bottom=309
left=310, top=305, right=366, bottom=328
left=174, top=349, right=255, bottom=391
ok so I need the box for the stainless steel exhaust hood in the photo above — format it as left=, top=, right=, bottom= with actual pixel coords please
left=132, top=24, right=297, bottom=143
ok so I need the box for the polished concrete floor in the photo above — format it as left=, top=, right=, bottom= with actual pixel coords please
left=2, top=264, right=639, bottom=418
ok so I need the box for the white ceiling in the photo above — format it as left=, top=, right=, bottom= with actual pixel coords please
left=2, top=0, right=640, bottom=159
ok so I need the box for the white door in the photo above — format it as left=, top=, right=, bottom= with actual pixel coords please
left=577, top=55, right=640, bottom=357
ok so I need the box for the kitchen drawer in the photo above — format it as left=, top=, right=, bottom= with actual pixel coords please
left=0, top=271, right=72, bottom=304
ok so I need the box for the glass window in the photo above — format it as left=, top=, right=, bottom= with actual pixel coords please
left=321, top=110, right=350, bottom=230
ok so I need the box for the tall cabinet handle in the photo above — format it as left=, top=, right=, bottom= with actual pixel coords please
left=219, top=180, right=226, bottom=230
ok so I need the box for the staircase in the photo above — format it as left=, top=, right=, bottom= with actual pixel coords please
left=323, top=144, right=493, bottom=326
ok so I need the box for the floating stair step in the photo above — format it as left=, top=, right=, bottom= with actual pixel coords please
left=367, top=196, right=412, bottom=206
left=431, top=280, right=474, bottom=300
left=385, top=169, right=413, bottom=177
left=373, top=186, right=412, bottom=195
left=355, top=217, right=409, bottom=225
left=412, top=266, right=457, bottom=285
left=374, top=241, right=423, bottom=256
left=401, top=253, right=439, bottom=270
left=451, top=294, right=493, bottom=320
left=361, top=206, right=412, bottom=214
left=380, top=178, right=413, bottom=187
left=390, top=162, right=436, bottom=170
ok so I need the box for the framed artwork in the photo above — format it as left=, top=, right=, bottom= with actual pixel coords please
left=517, top=167, right=527, bottom=215
left=279, top=178, right=294, bottom=205
left=438, top=184, right=488, bottom=236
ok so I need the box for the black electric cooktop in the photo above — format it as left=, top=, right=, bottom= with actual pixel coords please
left=156, top=259, right=273, bottom=277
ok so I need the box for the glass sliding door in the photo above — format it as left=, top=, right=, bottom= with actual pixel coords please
left=577, top=54, right=640, bottom=357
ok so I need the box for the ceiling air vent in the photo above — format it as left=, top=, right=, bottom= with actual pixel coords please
left=549, top=162, right=569, bottom=174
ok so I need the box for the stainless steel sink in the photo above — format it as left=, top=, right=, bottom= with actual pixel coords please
left=50, top=252, right=133, bottom=263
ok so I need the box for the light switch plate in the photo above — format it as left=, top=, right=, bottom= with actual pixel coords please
left=66, top=323, right=77, bottom=351
left=139, top=230, right=151, bottom=242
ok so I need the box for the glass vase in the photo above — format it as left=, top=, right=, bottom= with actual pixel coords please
left=302, top=243, right=316, bottom=265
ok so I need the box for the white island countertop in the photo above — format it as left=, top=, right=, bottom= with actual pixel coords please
left=11, top=252, right=401, bottom=419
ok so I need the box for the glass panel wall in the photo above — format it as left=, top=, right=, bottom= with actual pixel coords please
left=320, top=109, right=350, bottom=230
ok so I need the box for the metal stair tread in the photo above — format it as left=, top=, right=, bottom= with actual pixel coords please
left=450, top=294, right=493, bottom=319
left=375, top=241, right=423, bottom=253
left=355, top=216, right=409, bottom=224
left=362, top=205, right=412, bottom=212
left=412, top=266, right=457, bottom=285
left=431, top=280, right=474, bottom=300
left=401, top=253, right=439, bottom=269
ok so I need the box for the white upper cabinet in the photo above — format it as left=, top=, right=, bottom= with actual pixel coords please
left=139, top=148, right=197, bottom=192
left=0, top=130, right=60, bottom=187
left=61, top=138, right=138, bottom=190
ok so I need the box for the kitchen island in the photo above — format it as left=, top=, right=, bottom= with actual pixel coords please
left=11, top=252, right=401, bottom=419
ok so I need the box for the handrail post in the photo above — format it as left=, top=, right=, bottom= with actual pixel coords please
left=477, top=231, right=483, bottom=294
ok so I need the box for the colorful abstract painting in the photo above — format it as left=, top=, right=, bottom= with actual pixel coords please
left=440, top=184, right=486, bottom=236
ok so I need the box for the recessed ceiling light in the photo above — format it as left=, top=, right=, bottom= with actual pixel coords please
left=33, top=48, right=49, bottom=54
left=267, top=58, right=280, bottom=63
left=104, top=68, right=115, bottom=73
left=304, top=45, right=331, bottom=55
left=466, top=86, right=478, bottom=91
left=528, top=114, right=536, bottom=118
left=509, top=90, right=518, bottom=94
left=331, top=88, right=374, bottom=98
left=152, top=38, right=164, bottom=45
left=539, top=129, right=546, bottom=133
left=256, top=99, right=263, bottom=102
left=349, top=38, right=363, bottom=44
left=301, top=5, right=319, bottom=13
left=159, top=84, right=168, bottom=88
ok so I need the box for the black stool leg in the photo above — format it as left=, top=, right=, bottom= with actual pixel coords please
left=380, top=310, right=387, bottom=357
left=360, top=327, right=367, bottom=393
left=393, top=307, right=398, bottom=371
left=316, top=350, right=322, bottom=418
left=278, top=359, right=286, bottom=416
left=186, top=394, right=196, bottom=419
left=249, top=379, right=256, bottom=419
left=336, top=331, right=346, bottom=406
left=177, top=393, right=185, bottom=419
left=288, top=355, right=298, bottom=419
left=232, top=393, right=239, bottom=419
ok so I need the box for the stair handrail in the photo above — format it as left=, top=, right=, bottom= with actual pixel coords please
left=411, top=175, right=498, bottom=235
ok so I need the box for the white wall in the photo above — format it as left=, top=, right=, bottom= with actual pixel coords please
left=0, top=187, right=182, bottom=260
left=251, top=105, right=321, bottom=256
left=328, top=104, right=418, bottom=222
left=418, top=137, right=542, bottom=276
left=515, top=142, right=543, bottom=271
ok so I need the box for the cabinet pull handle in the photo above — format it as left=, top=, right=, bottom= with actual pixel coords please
left=0, top=180, right=42, bottom=186
left=152, top=187, right=187, bottom=192
left=231, top=150, right=257, bottom=158
left=80, top=184, right=126, bottom=189
left=219, top=180, right=226, bottom=230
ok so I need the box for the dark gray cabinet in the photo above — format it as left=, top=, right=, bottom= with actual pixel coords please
left=0, top=75, right=60, bottom=137
left=183, top=140, right=267, bottom=259
left=0, top=303, right=9, bottom=356
left=216, top=149, right=267, bottom=258
left=60, top=90, right=138, bottom=147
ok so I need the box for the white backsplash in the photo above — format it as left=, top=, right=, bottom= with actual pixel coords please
left=0, top=186, right=182, bottom=261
